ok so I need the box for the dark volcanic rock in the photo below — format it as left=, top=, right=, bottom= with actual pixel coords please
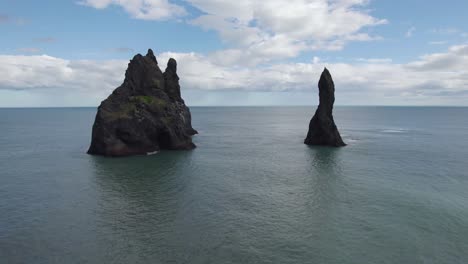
left=87, top=49, right=198, bottom=157
left=163, top=58, right=198, bottom=136
left=304, top=68, right=346, bottom=147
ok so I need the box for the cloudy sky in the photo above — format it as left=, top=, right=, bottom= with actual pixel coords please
left=1, top=0, right=468, bottom=107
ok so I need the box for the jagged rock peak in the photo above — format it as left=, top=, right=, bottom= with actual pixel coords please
left=166, top=58, right=177, bottom=73
left=146, top=48, right=157, bottom=64
left=87, top=49, right=197, bottom=157
left=318, top=68, right=334, bottom=110
left=163, top=58, right=182, bottom=103
left=304, top=68, right=346, bottom=147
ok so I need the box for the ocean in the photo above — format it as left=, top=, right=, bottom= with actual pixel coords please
left=1, top=106, right=467, bottom=264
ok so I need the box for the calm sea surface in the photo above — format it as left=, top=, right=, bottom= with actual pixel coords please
left=1, top=107, right=468, bottom=264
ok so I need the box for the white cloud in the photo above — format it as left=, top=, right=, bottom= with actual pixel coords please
left=2, top=44, right=468, bottom=105
left=190, top=0, right=386, bottom=63
left=81, top=0, right=387, bottom=64
left=356, top=58, right=392, bottom=63
left=78, top=0, right=186, bottom=20
left=0, top=54, right=126, bottom=102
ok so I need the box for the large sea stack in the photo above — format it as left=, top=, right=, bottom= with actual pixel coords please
left=87, top=49, right=197, bottom=157
left=304, top=68, right=346, bottom=147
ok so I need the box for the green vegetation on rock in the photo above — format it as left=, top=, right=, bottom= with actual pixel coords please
left=102, top=96, right=171, bottom=122
left=131, top=96, right=167, bottom=109
left=102, top=102, right=136, bottom=121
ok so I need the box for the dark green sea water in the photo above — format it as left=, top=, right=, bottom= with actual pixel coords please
left=1, top=107, right=468, bottom=264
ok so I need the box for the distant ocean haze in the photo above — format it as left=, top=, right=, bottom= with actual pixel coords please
left=0, top=106, right=468, bottom=263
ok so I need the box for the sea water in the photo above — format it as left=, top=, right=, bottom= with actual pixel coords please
left=1, top=107, right=467, bottom=263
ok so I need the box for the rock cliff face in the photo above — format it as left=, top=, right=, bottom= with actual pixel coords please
left=304, top=68, right=346, bottom=147
left=87, top=49, right=197, bottom=157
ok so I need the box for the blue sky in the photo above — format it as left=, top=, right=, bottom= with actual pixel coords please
left=1, top=0, right=468, bottom=106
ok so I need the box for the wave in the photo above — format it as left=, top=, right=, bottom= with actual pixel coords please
left=381, top=129, right=408, bottom=133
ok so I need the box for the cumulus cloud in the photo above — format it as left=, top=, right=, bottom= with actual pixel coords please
left=190, top=0, right=386, bottom=63
left=0, top=54, right=126, bottom=102
left=2, top=44, right=468, bottom=105
left=356, top=58, right=392, bottom=63
left=80, top=0, right=386, bottom=64
left=78, top=0, right=187, bottom=20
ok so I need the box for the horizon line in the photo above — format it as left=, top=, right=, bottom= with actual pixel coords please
left=1, top=105, right=468, bottom=109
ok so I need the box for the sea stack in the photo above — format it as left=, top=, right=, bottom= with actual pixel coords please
left=304, top=68, right=346, bottom=147
left=87, top=49, right=198, bottom=157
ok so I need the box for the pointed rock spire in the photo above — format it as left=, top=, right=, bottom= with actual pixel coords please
left=304, top=68, right=346, bottom=147
left=123, top=49, right=163, bottom=91
left=146, top=48, right=157, bottom=64
left=163, top=58, right=182, bottom=102
left=167, top=58, right=177, bottom=72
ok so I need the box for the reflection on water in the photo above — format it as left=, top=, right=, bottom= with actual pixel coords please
left=2, top=107, right=468, bottom=263
left=301, top=146, right=351, bottom=262
left=307, top=146, right=341, bottom=176
left=90, top=151, right=194, bottom=199
left=305, top=146, right=343, bottom=206
left=88, top=152, right=198, bottom=262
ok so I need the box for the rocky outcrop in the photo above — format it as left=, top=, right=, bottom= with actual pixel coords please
left=87, top=49, right=198, bottom=157
left=163, top=58, right=198, bottom=135
left=304, top=68, right=346, bottom=147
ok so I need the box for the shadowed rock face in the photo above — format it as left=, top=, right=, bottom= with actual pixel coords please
left=87, top=49, right=198, bottom=157
left=304, top=68, right=346, bottom=147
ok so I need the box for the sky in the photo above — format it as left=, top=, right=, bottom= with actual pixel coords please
left=1, top=0, right=468, bottom=107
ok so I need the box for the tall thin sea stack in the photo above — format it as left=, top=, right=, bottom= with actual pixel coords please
left=87, top=49, right=197, bottom=157
left=304, top=68, right=346, bottom=147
